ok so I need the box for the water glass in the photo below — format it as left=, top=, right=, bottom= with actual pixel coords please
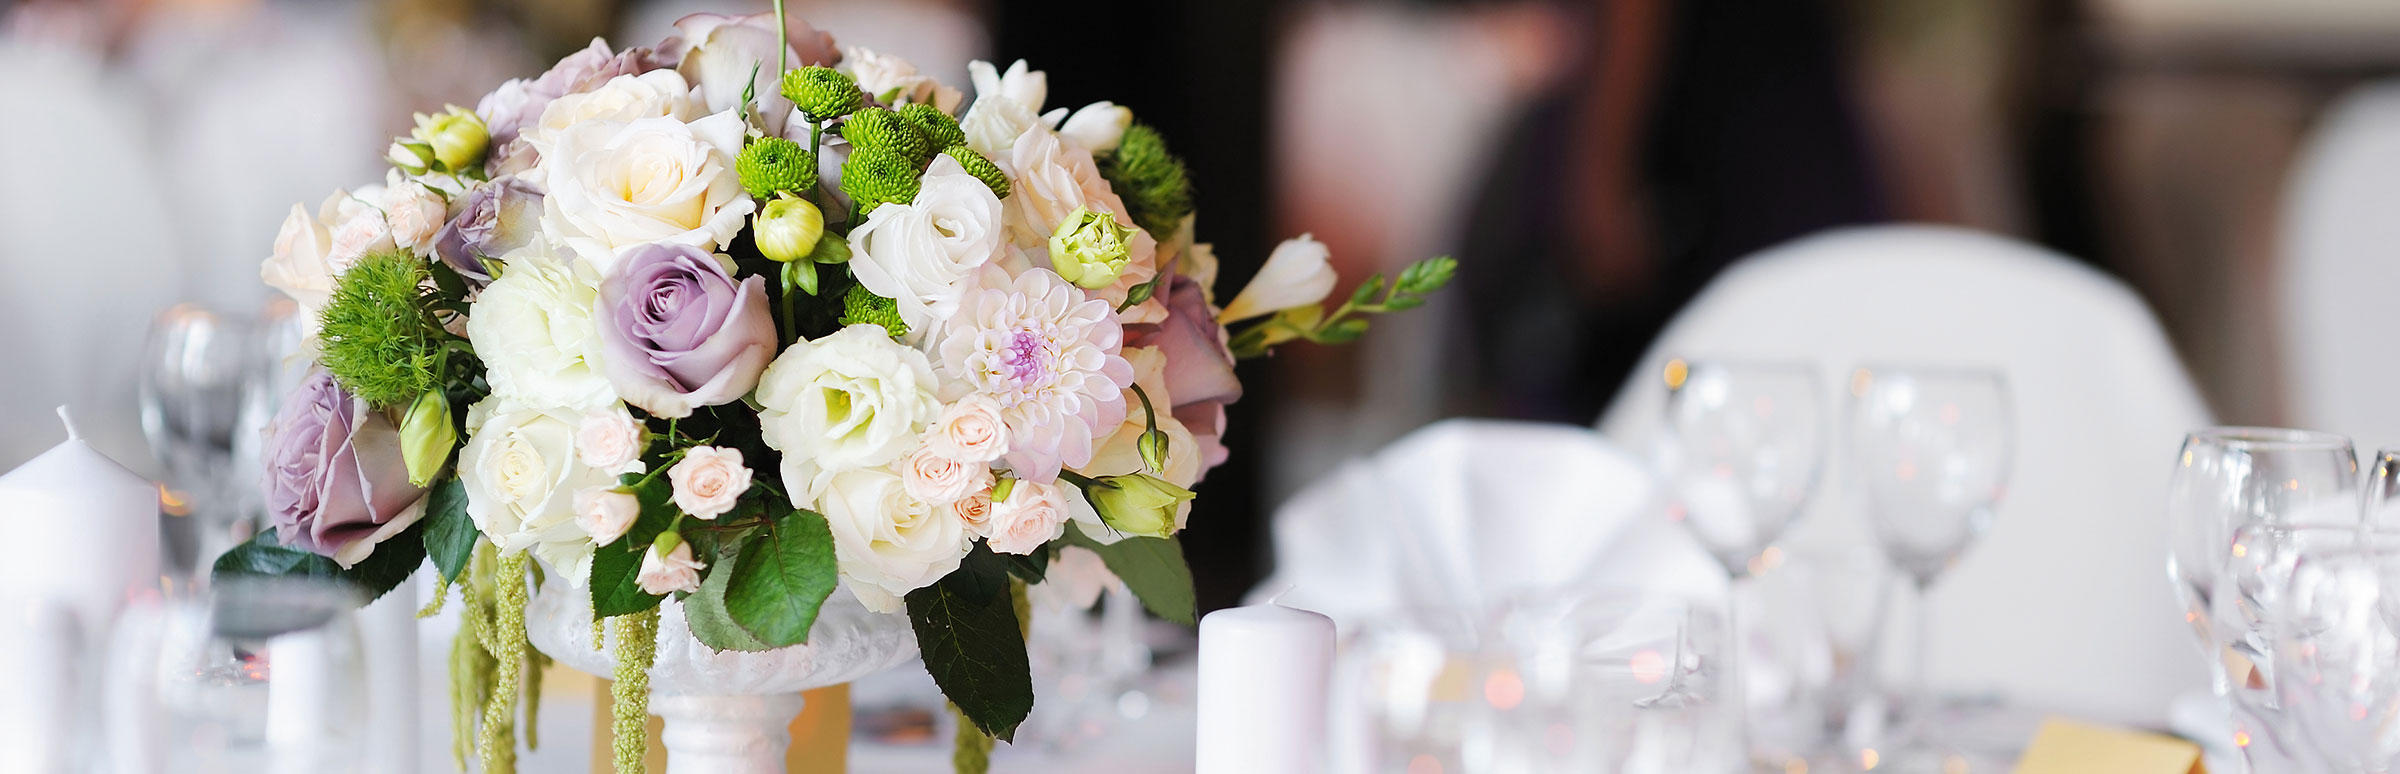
left=2272, top=544, right=2400, bottom=773
left=1742, top=546, right=1892, bottom=767
left=104, top=577, right=367, bottom=774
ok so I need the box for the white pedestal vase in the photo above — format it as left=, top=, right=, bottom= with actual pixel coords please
left=525, top=579, right=916, bottom=774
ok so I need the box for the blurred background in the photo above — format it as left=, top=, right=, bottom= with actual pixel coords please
left=7, top=0, right=2399, bottom=614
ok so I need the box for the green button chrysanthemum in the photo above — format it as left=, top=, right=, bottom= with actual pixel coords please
left=840, top=147, right=922, bottom=215
left=839, top=284, right=909, bottom=337
left=896, top=104, right=966, bottom=150
left=782, top=66, right=864, bottom=121
left=840, top=108, right=930, bottom=164
left=1100, top=123, right=1194, bottom=238
left=736, top=137, right=817, bottom=199
left=942, top=145, right=1011, bottom=200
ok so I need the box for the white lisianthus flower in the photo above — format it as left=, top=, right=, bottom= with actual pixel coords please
left=843, top=47, right=963, bottom=112
left=1220, top=234, right=1338, bottom=323
left=756, top=325, right=945, bottom=504
left=960, top=59, right=1049, bottom=159
left=985, top=477, right=1068, bottom=555
left=380, top=180, right=448, bottom=252
left=467, top=252, right=618, bottom=411
left=815, top=466, right=970, bottom=613
left=847, top=155, right=1005, bottom=335
left=574, top=405, right=648, bottom=475
left=1003, top=128, right=1161, bottom=319
left=1057, top=101, right=1131, bottom=154
left=531, top=111, right=754, bottom=274
left=669, top=445, right=752, bottom=519
left=901, top=446, right=991, bottom=505
left=637, top=540, right=705, bottom=594
left=522, top=70, right=703, bottom=156
left=925, top=394, right=1010, bottom=464
left=460, top=398, right=618, bottom=585
left=935, top=267, right=1134, bottom=483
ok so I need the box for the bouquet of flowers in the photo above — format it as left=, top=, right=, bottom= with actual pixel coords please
left=219, top=6, right=1448, bottom=772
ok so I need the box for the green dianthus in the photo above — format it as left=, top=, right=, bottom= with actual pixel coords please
left=318, top=250, right=441, bottom=408
left=896, top=104, right=966, bottom=150
left=839, top=284, right=908, bottom=337
left=840, top=147, right=922, bottom=216
left=783, top=66, right=864, bottom=121
left=841, top=108, right=930, bottom=165
left=1099, top=123, right=1194, bottom=238
left=942, top=146, right=1010, bottom=200
left=736, top=137, right=817, bottom=199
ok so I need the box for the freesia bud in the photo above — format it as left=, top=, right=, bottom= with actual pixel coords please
left=398, top=391, right=456, bottom=486
left=1220, top=234, right=1336, bottom=323
left=1047, top=206, right=1136, bottom=289
left=412, top=105, right=489, bottom=172
left=1083, top=474, right=1194, bottom=538
left=755, top=195, right=825, bottom=263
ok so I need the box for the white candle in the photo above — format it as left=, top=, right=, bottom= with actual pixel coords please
left=1196, top=602, right=1337, bottom=774
left=0, top=407, right=162, bottom=640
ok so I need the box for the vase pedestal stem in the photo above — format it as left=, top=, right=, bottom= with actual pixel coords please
left=652, top=693, right=807, bottom=774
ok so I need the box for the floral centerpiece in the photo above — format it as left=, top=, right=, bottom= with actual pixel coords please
left=218, top=5, right=1449, bottom=773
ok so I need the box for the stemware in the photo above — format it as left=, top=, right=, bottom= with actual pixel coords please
left=104, top=577, right=367, bottom=774
left=2216, top=523, right=2400, bottom=769
left=141, top=305, right=264, bottom=575
left=1655, top=359, right=1827, bottom=578
left=1847, top=365, right=2012, bottom=767
left=2272, top=543, right=2400, bottom=773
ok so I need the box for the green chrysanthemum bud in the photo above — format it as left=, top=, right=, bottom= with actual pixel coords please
left=840, top=147, right=922, bottom=215
left=841, top=108, right=929, bottom=164
left=1081, top=474, right=1194, bottom=538
left=839, top=284, right=908, bottom=336
left=737, top=137, right=817, bottom=200
left=399, top=391, right=457, bottom=487
left=896, top=103, right=965, bottom=150
left=783, top=66, right=864, bottom=120
left=754, top=195, right=825, bottom=263
left=942, top=146, right=1010, bottom=199
left=1099, top=123, right=1193, bottom=238
left=1047, top=206, right=1137, bottom=289
left=411, top=105, right=489, bottom=173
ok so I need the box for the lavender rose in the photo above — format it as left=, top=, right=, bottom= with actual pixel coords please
left=264, top=370, right=427, bottom=566
left=596, top=243, right=777, bottom=418
left=431, top=176, right=542, bottom=285
left=1129, top=273, right=1241, bottom=473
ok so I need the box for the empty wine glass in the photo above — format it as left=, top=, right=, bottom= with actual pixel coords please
left=1656, top=359, right=1827, bottom=578
left=141, top=305, right=264, bottom=575
left=2364, top=449, right=2400, bottom=530
left=2272, top=543, right=2400, bottom=773
left=1848, top=365, right=2012, bottom=767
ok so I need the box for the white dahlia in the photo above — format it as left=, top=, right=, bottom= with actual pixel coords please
left=934, top=267, right=1134, bottom=482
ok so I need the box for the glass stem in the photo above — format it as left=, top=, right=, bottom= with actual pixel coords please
left=1912, top=576, right=1934, bottom=749
left=1729, top=577, right=1750, bottom=765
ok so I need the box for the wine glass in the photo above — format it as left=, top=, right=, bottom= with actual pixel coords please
left=2272, top=543, right=2400, bottom=773
left=141, top=305, right=263, bottom=575
left=1847, top=364, right=2012, bottom=767
left=1656, top=359, right=1827, bottom=578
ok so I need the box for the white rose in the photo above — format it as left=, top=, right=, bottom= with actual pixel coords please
left=381, top=180, right=448, bottom=251
left=847, top=155, right=1005, bottom=334
left=924, top=395, right=1009, bottom=464
left=843, top=47, right=963, bottom=112
left=531, top=111, right=754, bottom=274
left=460, top=398, right=617, bottom=585
left=1057, top=101, right=1131, bottom=154
left=574, top=486, right=640, bottom=546
left=901, top=446, right=991, bottom=505
left=1002, top=128, right=1161, bottom=318
left=1220, top=234, right=1337, bottom=323
left=263, top=203, right=337, bottom=321
left=960, top=59, right=1049, bottom=159
left=669, top=445, right=752, bottom=519
left=757, top=325, right=944, bottom=505
left=637, top=540, right=705, bottom=595
left=575, top=405, right=648, bottom=474
left=816, top=466, right=970, bottom=613
left=467, top=251, right=617, bottom=411
left=523, top=70, right=703, bottom=156
left=986, top=477, right=1069, bottom=555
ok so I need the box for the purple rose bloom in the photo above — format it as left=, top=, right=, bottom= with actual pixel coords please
left=432, top=176, right=543, bottom=285
left=597, top=243, right=777, bottom=418
left=264, top=370, right=426, bottom=565
left=1128, top=273, right=1242, bottom=474
left=476, top=38, right=678, bottom=162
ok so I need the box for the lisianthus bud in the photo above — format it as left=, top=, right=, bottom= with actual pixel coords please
left=755, top=195, right=825, bottom=263
left=783, top=66, right=865, bottom=121
left=840, top=147, right=922, bottom=216
left=398, top=391, right=457, bottom=487
left=1047, top=206, right=1137, bottom=289
left=896, top=103, right=966, bottom=149
left=1138, top=428, right=1170, bottom=474
left=941, top=145, right=1010, bottom=199
left=1082, top=473, right=1193, bottom=538
left=411, top=106, right=489, bottom=172
left=841, top=108, right=930, bottom=164
left=737, top=137, right=818, bottom=200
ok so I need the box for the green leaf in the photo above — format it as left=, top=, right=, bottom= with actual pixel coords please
left=1347, top=274, right=1385, bottom=307
left=684, top=546, right=776, bottom=652
left=724, top=509, right=840, bottom=647
left=1382, top=294, right=1426, bottom=312
left=906, top=545, right=1032, bottom=741
left=590, top=474, right=676, bottom=618
left=422, top=476, right=477, bottom=583
left=1398, top=255, right=1458, bottom=293
left=999, top=544, right=1052, bottom=585
left=1062, top=522, right=1196, bottom=625
left=210, top=520, right=427, bottom=605
left=1310, top=317, right=1371, bottom=345
left=343, top=518, right=428, bottom=603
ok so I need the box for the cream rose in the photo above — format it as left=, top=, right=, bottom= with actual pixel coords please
left=522, top=70, right=703, bottom=155
left=816, top=466, right=971, bottom=613
left=901, top=446, right=990, bottom=505
left=950, top=491, right=995, bottom=537
left=381, top=180, right=448, bottom=252
left=637, top=540, right=705, bottom=594
left=263, top=203, right=337, bottom=320
left=669, top=445, right=752, bottom=519
left=846, top=155, right=1006, bottom=335
left=460, top=398, right=618, bottom=585
left=532, top=111, right=754, bottom=274
left=465, top=252, right=617, bottom=411
left=756, top=325, right=944, bottom=505
left=843, top=47, right=963, bottom=112
left=925, top=395, right=1009, bottom=464
left=986, top=477, right=1069, bottom=555
left=574, top=405, right=647, bottom=474
left=573, top=486, right=640, bottom=546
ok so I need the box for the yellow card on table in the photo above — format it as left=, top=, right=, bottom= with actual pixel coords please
left=2012, top=718, right=2204, bottom=774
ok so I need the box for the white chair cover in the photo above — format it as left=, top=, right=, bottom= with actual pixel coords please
left=2281, top=80, right=2400, bottom=451
left=1597, top=224, right=2212, bottom=725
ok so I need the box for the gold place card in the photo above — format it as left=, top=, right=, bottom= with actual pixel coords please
left=2012, top=718, right=2205, bottom=774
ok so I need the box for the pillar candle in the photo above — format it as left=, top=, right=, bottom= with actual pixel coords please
left=0, top=407, right=161, bottom=640
left=1195, top=603, right=1336, bottom=774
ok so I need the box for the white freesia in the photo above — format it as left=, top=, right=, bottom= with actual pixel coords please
left=637, top=540, right=705, bottom=594
left=961, top=59, right=1049, bottom=159
left=1220, top=234, right=1337, bottom=323
left=925, top=394, right=1010, bottom=463
left=816, top=466, right=970, bottom=613
left=460, top=398, right=617, bottom=585
left=757, top=325, right=945, bottom=504
left=986, top=477, right=1068, bottom=555
left=531, top=111, right=754, bottom=274
left=380, top=180, right=447, bottom=252
left=574, top=405, right=647, bottom=474
left=847, top=155, right=1005, bottom=334
left=1003, top=128, right=1160, bottom=318
left=669, top=445, right=752, bottom=519
left=573, top=486, right=640, bottom=546
left=1057, top=101, right=1131, bottom=153
left=467, top=252, right=617, bottom=411
left=844, top=47, right=963, bottom=112
left=522, top=70, right=703, bottom=155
